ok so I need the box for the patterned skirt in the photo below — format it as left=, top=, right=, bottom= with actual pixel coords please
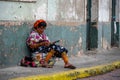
left=32, top=44, right=68, bottom=58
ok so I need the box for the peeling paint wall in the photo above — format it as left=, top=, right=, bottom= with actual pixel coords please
left=0, top=0, right=87, bottom=67
left=97, top=0, right=119, bottom=49
left=91, top=0, right=98, bottom=22
left=98, top=0, right=110, bottom=22
left=0, top=0, right=86, bottom=22
left=0, top=21, right=33, bottom=68
left=0, top=21, right=86, bottom=68
left=98, top=0, right=111, bottom=49
left=116, top=0, right=120, bottom=47
left=0, top=1, right=33, bottom=20
left=101, top=23, right=111, bottom=49
left=46, top=23, right=86, bottom=56
left=57, top=0, right=85, bottom=22
left=98, top=22, right=111, bottom=49
left=116, top=0, right=119, bottom=22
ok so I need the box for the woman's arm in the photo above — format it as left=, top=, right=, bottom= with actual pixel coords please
left=29, top=41, right=51, bottom=49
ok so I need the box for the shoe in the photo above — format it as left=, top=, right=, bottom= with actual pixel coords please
left=64, top=64, right=76, bottom=69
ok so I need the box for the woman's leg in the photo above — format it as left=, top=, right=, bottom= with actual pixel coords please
left=45, top=49, right=55, bottom=62
left=61, top=52, right=69, bottom=64
left=61, top=52, right=76, bottom=69
left=49, top=44, right=76, bottom=69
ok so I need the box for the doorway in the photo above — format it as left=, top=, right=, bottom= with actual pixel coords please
left=86, top=0, right=98, bottom=50
left=111, top=0, right=119, bottom=47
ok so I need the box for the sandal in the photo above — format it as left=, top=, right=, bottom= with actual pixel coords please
left=64, top=64, right=76, bottom=69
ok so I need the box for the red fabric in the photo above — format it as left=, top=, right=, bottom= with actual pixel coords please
left=33, top=19, right=46, bottom=28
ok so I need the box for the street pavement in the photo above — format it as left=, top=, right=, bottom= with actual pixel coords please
left=79, top=69, right=120, bottom=80
left=0, top=47, right=120, bottom=80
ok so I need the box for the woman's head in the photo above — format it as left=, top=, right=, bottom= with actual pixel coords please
left=33, top=19, right=47, bottom=34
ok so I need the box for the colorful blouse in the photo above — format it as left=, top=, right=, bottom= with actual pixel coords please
left=27, top=30, right=50, bottom=46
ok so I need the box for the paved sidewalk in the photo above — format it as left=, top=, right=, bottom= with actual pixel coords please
left=0, top=48, right=120, bottom=80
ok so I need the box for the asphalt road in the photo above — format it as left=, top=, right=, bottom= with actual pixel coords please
left=77, top=69, right=120, bottom=80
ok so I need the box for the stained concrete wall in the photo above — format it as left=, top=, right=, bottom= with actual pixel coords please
left=119, top=0, right=120, bottom=47
left=0, top=21, right=87, bottom=68
left=91, top=0, right=98, bottom=22
left=116, top=0, right=119, bottom=22
left=98, top=0, right=111, bottom=49
left=0, top=0, right=85, bottom=21
left=0, top=21, right=32, bottom=68
left=98, top=0, right=120, bottom=49
left=0, top=0, right=87, bottom=68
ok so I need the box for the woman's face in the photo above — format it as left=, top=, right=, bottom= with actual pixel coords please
left=36, top=26, right=46, bottom=34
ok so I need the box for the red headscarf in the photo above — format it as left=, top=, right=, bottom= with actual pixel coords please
left=33, top=19, right=46, bottom=29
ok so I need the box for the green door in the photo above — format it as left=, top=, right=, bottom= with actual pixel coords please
left=86, top=0, right=98, bottom=50
left=111, top=0, right=119, bottom=47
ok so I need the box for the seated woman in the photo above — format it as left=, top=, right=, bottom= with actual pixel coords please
left=26, top=19, right=76, bottom=69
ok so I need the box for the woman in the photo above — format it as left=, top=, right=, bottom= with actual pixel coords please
left=26, top=19, right=76, bottom=69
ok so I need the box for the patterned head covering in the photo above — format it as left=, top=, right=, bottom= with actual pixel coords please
left=33, top=19, right=47, bottom=29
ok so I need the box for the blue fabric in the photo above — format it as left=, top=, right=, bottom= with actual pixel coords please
left=33, top=44, right=68, bottom=58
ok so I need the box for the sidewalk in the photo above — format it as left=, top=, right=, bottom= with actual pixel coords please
left=0, top=47, right=120, bottom=80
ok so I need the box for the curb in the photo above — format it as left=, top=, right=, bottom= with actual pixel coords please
left=10, top=61, right=120, bottom=80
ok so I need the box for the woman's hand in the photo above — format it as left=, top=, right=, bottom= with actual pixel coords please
left=29, top=41, right=51, bottom=49
left=29, top=44, right=36, bottom=49
left=41, top=41, right=51, bottom=46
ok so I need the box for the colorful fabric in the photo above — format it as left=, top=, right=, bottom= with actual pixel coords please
left=26, top=29, right=68, bottom=67
left=20, top=56, right=36, bottom=67
left=33, top=19, right=46, bottom=29
left=20, top=56, right=55, bottom=67
left=27, top=30, right=49, bottom=46
left=26, top=30, right=68, bottom=56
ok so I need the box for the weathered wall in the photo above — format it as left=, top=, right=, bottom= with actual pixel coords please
left=0, top=21, right=32, bottom=68
left=0, top=0, right=85, bottom=21
left=0, top=1, right=34, bottom=20
left=98, top=0, right=120, bottom=49
left=0, top=0, right=87, bottom=68
left=98, top=23, right=111, bottom=49
left=90, top=0, right=98, bottom=49
left=91, top=0, right=98, bottom=22
left=116, top=0, right=119, bottom=22
left=116, top=0, right=120, bottom=47
left=0, top=21, right=86, bottom=68
left=98, top=0, right=111, bottom=49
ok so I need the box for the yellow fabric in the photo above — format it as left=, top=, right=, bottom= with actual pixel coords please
left=35, top=53, right=42, bottom=61
left=62, top=52, right=68, bottom=64
left=45, top=50, right=55, bottom=62
left=45, top=50, right=68, bottom=65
